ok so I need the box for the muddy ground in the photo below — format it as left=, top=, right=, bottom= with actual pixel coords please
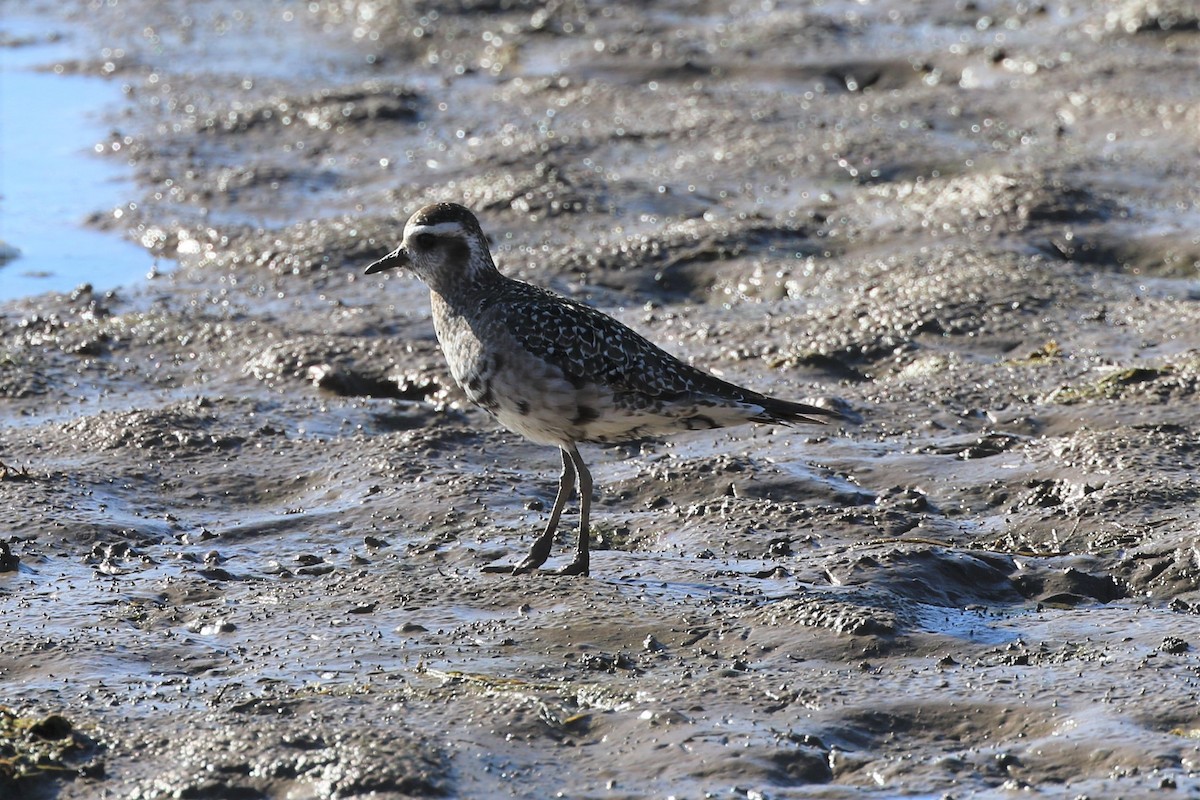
left=3, top=0, right=1200, bottom=797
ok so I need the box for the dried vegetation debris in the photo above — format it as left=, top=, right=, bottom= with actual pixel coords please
left=1048, top=357, right=1200, bottom=404
left=0, top=709, right=103, bottom=790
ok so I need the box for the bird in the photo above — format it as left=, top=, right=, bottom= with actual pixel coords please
left=364, top=202, right=842, bottom=576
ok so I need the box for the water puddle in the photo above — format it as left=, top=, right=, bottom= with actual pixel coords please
left=911, top=603, right=1018, bottom=645
left=0, top=13, right=158, bottom=301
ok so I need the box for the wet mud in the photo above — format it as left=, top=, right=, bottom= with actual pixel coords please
left=3, top=0, right=1200, bottom=797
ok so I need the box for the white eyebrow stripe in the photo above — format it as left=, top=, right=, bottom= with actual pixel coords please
left=406, top=221, right=467, bottom=237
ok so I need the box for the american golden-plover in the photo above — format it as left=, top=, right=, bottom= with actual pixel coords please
left=365, top=202, right=840, bottom=576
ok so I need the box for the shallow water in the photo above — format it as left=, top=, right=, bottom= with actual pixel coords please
left=0, top=11, right=157, bottom=300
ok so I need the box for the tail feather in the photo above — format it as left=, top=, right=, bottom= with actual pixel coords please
left=751, top=394, right=844, bottom=426
left=690, top=369, right=845, bottom=426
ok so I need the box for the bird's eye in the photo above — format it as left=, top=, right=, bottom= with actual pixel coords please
left=414, top=233, right=436, bottom=249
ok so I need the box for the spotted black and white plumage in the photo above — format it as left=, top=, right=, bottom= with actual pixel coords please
left=365, top=202, right=841, bottom=576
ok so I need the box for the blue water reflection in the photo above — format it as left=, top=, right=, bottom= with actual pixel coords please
left=0, top=15, right=158, bottom=301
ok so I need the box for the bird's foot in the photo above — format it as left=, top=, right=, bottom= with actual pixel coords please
left=540, top=556, right=589, bottom=577
left=481, top=554, right=589, bottom=577
left=482, top=551, right=550, bottom=575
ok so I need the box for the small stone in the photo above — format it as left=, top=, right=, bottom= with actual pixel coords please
left=1161, top=636, right=1189, bottom=655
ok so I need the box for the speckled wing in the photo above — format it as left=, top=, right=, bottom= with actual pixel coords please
left=493, top=284, right=704, bottom=395
left=491, top=282, right=834, bottom=426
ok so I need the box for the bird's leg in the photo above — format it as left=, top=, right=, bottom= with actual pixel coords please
left=543, top=444, right=591, bottom=577
left=486, top=447, right=575, bottom=574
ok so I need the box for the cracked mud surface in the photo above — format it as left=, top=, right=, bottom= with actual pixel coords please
left=3, top=1, right=1200, bottom=797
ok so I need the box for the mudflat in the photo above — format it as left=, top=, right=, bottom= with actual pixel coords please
left=3, top=1, right=1200, bottom=797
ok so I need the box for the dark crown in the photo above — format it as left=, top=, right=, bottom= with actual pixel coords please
left=411, top=202, right=484, bottom=236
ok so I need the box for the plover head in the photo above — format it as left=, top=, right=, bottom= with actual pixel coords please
left=364, top=202, right=497, bottom=290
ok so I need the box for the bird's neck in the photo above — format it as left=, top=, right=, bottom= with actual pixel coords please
left=427, top=262, right=505, bottom=314
left=422, top=237, right=502, bottom=296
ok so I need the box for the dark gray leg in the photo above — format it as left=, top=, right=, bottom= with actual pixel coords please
left=544, top=444, right=591, bottom=576
left=485, top=447, right=575, bottom=574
